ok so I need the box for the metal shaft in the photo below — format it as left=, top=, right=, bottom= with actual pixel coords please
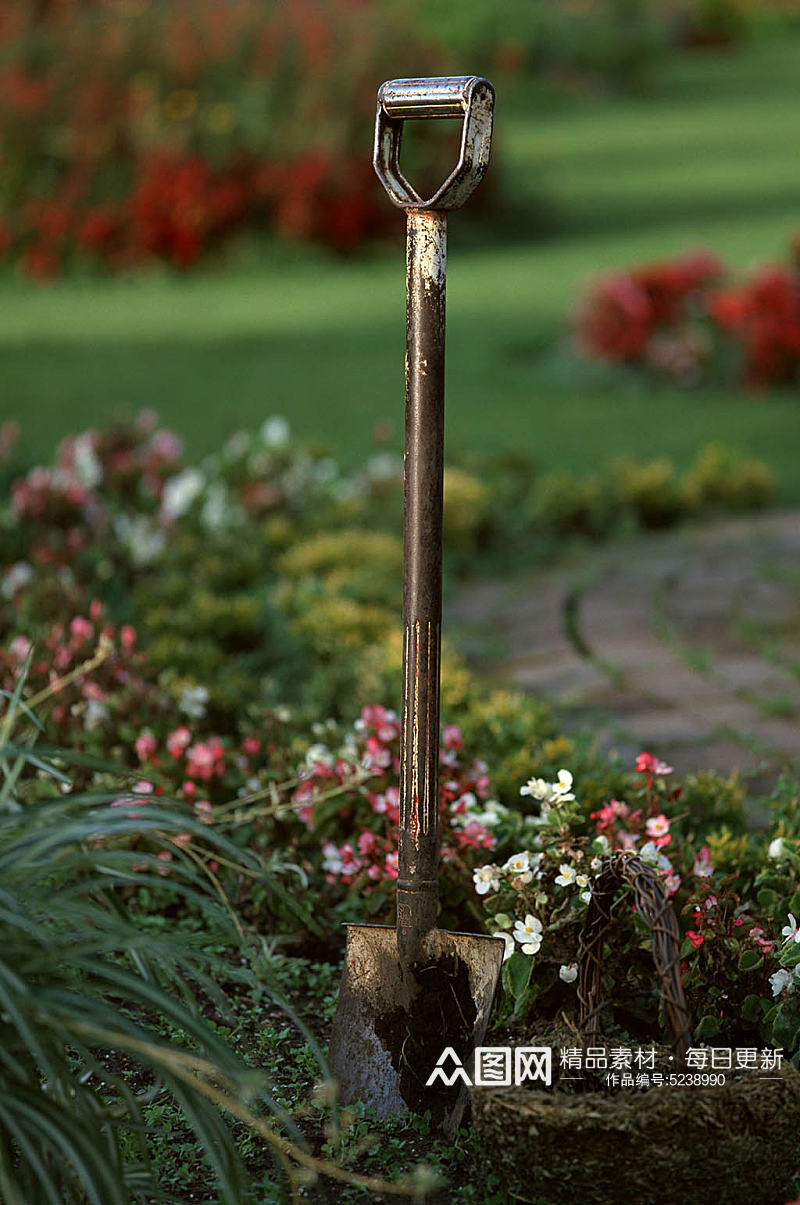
left=397, top=209, right=447, bottom=969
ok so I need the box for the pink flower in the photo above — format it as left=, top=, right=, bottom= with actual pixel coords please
left=182, top=779, right=196, bottom=799
left=157, top=850, right=173, bottom=876
left=10, top=636, right=31, bottom=662
left=242, top=737, right=260, bottom=757
left=687, top=931, right=704, bottom=949
left=120, top=625, right=136, bottom=652
left=90, top=599, right=103, bottom=621
left=636, top=751, right=674, bottom=776
left=646, top=814, right=670, bottom=839
left=70, top=616, right=93, bottom=645
left=172, top=833, right=191, bottom=847
left=193, top=800, right=212, bottom=822
left=134, top=732, right=157, bottom=762
left=443, top=725, right=463, bottom=750
left=663, top=871, right=681, bottom=897
left=749, top=925, right=773, bottom=952
left=364, top=736, right=392, bottom=769
left=167, top=726, right=192, bottom=759
left=357, top=831, right=376, bottom=855
left=591, top=799, right=631, bottom=830
left=133, top=780, right=154, bottom=794
left=384, top=851, right=399, bottom=880
left=186, top=742, right=213, bottom=776
left=693, top=846, right=715, bottom=879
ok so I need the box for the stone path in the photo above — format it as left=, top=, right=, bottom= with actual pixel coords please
left=447, top=510, right=800, bottom=794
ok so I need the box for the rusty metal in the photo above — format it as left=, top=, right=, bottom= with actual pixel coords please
left=374, top=76, right=494, bottom=211
left=578, top=853, right=692, bottom=1064
left=329, top=75, right=502, bottom=1136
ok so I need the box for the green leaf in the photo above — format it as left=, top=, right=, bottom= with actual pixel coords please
left=781, top=944, right=800, bottom=968
left=769, top=1002, right=796, bottom=1050
left=738, top=949, right=763, bottom=972
left=742, top=994, right=764, bottom=1022
left=757, top=888, right=780, bottom=909
left=694, top=1015, right=720, bottom=1040
left=503, top=951, right=532, bottom=1001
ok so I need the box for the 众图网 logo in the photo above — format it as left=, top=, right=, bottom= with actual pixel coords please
left=425, top=1046, right=552, bottom=1088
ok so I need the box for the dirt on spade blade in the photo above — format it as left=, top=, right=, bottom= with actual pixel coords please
left=374, top=951, right=477, bottom=1125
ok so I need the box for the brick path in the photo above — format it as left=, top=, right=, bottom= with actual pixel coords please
left=448, top=510, right=800, bottom=795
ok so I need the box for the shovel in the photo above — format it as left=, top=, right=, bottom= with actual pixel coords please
left=328, top=76, right=503, bottom=1136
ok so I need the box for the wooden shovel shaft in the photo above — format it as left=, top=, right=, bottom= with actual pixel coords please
left=397, top=209, right=446, bottom=968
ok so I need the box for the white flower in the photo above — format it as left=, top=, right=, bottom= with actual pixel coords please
left=559, top=963, right=578, bottom=984
left=1, top=562, right=33, bottom=599
left=470, top=799, right=508, bottom=828
left=590, top=856, right=603, bottom=872
left=769, top=837, right=787, bottom=859
left=306, top=743, right=334, bottom=768
left=575, top=873, right=589, bottom=889
left=114, top=514, right=166, bottom=566
left=770, top=968, right=795, bottom=997
left=72, top=434, right=103, bottom=487
left=201, top=481, right=243, bottom=532
left=161, top=468, right=205, bottom=520
left=321, top=842, right=345, bottom=875
left=782, top=913, right=800, bottom=944
left=83, top=699, right=109, bottom=731
left=179, top=684, right=209, bottom=720
left=261, top=416, right=290, bottom=447
left=491, top=931, right=515, bottom=962
left=555, top=769, right=574, bottom=796
left=513, top=914, right=543, bottom=956
left=473, top=865, right=501, bottom=896
left=504, top=851, right=531, bottom=875
left=520, top=768, right=575, bottom=806
left=639, top=841, right=671, bottom=872
left=555, top=864, right=576, bottom=887
left=580, top=890, right=592, bottom=904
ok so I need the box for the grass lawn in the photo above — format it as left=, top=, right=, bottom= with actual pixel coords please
left=2, top=37, right=799, bottom=493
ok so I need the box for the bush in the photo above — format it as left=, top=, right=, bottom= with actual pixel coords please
left=574, top=237, right=800, bottom=390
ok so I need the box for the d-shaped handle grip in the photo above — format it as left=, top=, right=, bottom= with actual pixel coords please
left=374, top=75, right=494, bottom=211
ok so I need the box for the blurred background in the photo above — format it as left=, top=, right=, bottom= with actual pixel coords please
left=0, top=0, right=798, bottom=492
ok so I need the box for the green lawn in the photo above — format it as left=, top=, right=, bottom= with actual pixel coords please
left=2, top=37, right=799, bottom=492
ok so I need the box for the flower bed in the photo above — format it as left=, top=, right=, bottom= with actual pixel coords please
left=0, top=0, right=437, bottom=275
left=5, top=407, right=800, bottom=1197
left=574, top=237, right=800, bottom=389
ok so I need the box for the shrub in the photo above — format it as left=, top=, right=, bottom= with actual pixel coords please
left=574, top=237, right=800, bottom=390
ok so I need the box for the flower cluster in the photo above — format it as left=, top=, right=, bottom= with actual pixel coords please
left=0, top=601, right=169, bottom=770
left=708, top=261, right=800, bottom=387
left=294, top=705, right=505, bottom=894
left=588, top=752, right=683, bottom=897
left=575, top=238, right=800, bottom=388
left=574, top=248, right=723, bottom=380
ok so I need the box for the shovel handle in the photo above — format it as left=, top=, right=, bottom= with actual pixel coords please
left=397, top=208, right=446, bottom=968
left=375, top=76, right=494, bottom=970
